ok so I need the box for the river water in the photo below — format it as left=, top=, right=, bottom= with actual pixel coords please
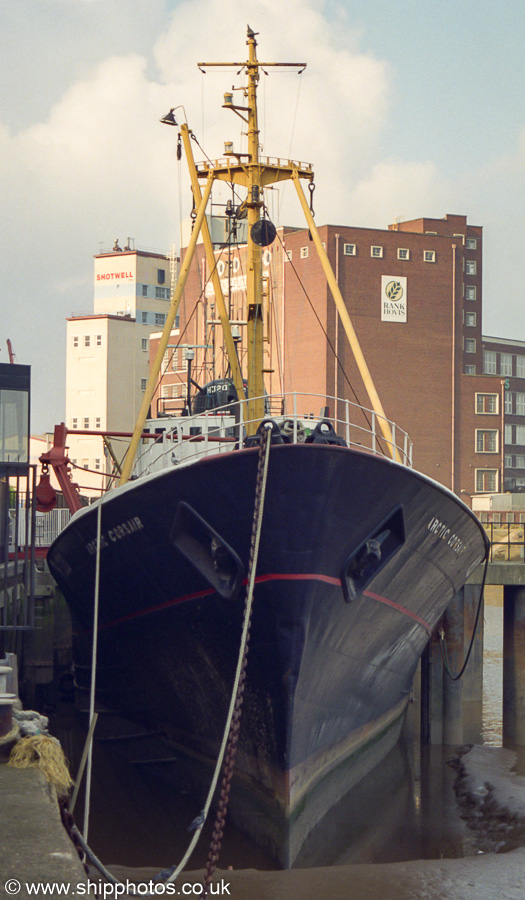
left=52, top=594, right=521, bottom=877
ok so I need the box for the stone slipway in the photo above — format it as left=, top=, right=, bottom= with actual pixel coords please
left=0, top=764, right=88, bottom=899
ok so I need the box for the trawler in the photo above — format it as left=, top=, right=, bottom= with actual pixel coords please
left=46, top=29, right=489, bottom=867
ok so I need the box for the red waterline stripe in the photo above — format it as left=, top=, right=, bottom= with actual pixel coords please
left=363, top=589, right=432, bottom=635
left=76, top=573, right=430, bottom=636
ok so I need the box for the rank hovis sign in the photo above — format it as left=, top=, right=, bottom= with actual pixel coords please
left=381, top=276, right=407, bottom=322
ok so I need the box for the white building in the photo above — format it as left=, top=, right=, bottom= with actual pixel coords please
left=65, top=242, right=178, bottom=495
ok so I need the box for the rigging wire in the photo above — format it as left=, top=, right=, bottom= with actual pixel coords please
left=274, top=229, right=389, bottom=457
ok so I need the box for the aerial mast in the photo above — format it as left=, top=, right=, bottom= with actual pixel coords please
left=244, top=29, right=265, bottom=425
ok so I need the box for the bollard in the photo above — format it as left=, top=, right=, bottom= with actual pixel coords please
left=0, top=664, right=16, bottom=755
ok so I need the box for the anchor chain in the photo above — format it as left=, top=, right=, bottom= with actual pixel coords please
left=203, top=423, right=273, bottom=895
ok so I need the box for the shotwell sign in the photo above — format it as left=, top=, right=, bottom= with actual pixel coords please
left=381, top=276, right=407, bottom=322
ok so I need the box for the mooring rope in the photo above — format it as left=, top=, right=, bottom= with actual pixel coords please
left=440, top=552, right=490, bottom=682
left=69, top=424, right=273, bottom=895
left=83, top=499, right=103, bottom=842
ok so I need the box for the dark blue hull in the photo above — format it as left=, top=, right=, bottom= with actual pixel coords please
left=47, top=443, right=488, bottom=865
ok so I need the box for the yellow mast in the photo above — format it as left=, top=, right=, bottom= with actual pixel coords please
left=179, top=123, right=245, bottom=405
left=119, top=173, right=214, bottom=486
left=245, top=33, right=265, bottom=425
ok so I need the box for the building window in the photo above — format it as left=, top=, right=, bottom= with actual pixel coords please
left=397, top=248, right=410, bottom=260
left=500, top=353, right=513, bottom=376
left=155, top=313, right=166, bottom=326
left=464, top=365, right=476, bottom=375
left=81, top=459, right=89, bottom=470
left=142, top=338, right=148, bottom=351
left=343, top=243, right=356, bottom=256
left=465, top=285, right=477, bottom=301
left=95, top=417, right=101, bottom=428
left=72, top=418, right=78, bottom=429
left=476, top=393, right=498, bottom=414
left=142, top=284, right=148, bottom=297
left=158, top=269, right=166, bottom=284
left=424, top=250, right=436, bottom=263
left=476, top=430, right=498, bottom=453
left=96, top=334, right=102, bottom=346
left=142, top=312, right=148, bottom=324
left=161, top=385, right=171, bottom=399
left=516, top=356, right=525, bottom=378
left=464, top=338, right=476, bottom=353
left=505, top=423, right=513, bottom=444
left=285, top=250, right=292, bottom=261
left=505, top=391, right=513, bottom=414
left=465, top=312, right=477, bottom=327
left=141, top=378, right=147, bottom=391
left=371, top=245, right=383, bottom=258
left=516, top=392, right=525, bottom=415
left=483, top=350, right=496, bottom=374
left=466, top=237, right=478, bottom=250
left=516, top=455, right=525, bottom=468
left=73, top=336, right=79, bottom=347
left=94, top=458, right=101, bottom=471
left=84, top=335, right=90, bottom=347
left=83, top=417, right=89, bottom=429
left=505, top=455, right=513, bottom=468
left=466, top=260, right=477, bottom=275
left=300, top=247, right=309, bottom=259
left=476, top=469, right=497, bottom=492
left=517, top=425, right=525, bottom=444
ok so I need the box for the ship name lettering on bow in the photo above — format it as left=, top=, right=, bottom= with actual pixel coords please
left=427, top=517, right=466, bottom=556
left=85, top=516, right=144, bottom=556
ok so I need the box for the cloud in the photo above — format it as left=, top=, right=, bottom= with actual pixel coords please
left=1, top=0, right=524, bottom=429
left=346, top=159, right=445, bottom=228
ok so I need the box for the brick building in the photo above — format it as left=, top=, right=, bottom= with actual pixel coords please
left=149, top=213, right=503, bottom=505
left=482, top=336, right=525, bottom=492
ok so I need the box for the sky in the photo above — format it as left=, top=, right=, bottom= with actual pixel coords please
left=1, top=0, right=524, bottom=432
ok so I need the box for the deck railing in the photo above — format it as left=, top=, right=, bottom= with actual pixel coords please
left=135, top=391, right=413, bottom=478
